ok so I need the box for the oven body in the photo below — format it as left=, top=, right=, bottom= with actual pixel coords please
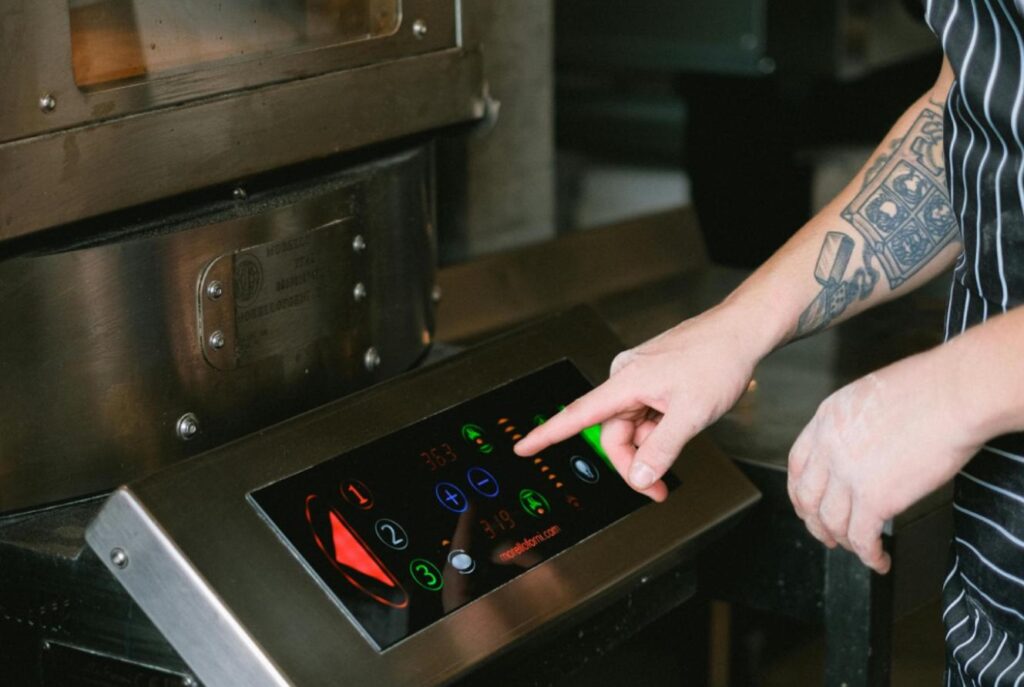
left=0, top=0, right=485, bottom=514
left=0, top=146, right=440, bottom=514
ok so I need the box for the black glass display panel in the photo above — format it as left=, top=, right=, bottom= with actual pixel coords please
left=250, top=360, right=676, bottom=650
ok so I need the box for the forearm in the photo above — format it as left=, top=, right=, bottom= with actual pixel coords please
left=943, top=305, right=1024, bottom=443
left=718, top=58, right=961, bottom=356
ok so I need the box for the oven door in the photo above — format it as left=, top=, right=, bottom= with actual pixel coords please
left=2, top=0, right=459, bottom=142
left=0, top=0, right=482, bottom=240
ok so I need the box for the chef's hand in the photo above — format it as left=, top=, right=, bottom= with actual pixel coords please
left=514, top=303, right=767, bottom=501
left=788, top=349, right=979, bottom=574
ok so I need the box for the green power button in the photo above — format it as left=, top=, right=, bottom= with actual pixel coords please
left=409, top=558, right=444, bottom=591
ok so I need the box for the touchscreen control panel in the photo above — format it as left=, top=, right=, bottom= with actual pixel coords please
left=250, top=360, right=672, bottom=650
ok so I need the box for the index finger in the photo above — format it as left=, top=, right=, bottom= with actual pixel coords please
left=514, top=377, right=629, bottom=456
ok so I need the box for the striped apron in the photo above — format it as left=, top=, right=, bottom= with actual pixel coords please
left=925, top=0, right=1024, bottom=683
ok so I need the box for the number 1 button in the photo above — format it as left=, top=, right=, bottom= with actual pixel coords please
left=374, top=519, right=409, bottom=550
left=341, top=479, right=374, bottom=510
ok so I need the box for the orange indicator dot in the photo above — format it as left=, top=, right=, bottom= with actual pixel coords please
left=534, top=458, right=542, bottom=464
left=504, top=426, right=515, bottom=433
left=540, top=466, right=549, bottom=472
left=498, top=418, right=508, bottom=425
left=548, top=474, right=557, bottom=480
left=537, top=508, right=546, bottom=515
left=555, top=482, right=563, bottom=488
left=512, top=434, right=523, bottom=441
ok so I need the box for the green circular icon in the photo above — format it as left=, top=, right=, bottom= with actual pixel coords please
left=518, top=488, right=550, bottom=518
left=461, top=423, right=493, bottom=454
left=409, top=558, right=444, bottom=591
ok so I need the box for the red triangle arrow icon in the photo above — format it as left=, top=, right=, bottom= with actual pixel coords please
left=329, top=510, right=395, bottom=588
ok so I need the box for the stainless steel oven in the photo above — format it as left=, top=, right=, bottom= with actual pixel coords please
left=0, top=0, right=484, bottom=514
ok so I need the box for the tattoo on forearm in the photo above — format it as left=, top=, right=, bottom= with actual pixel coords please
left=794, top=107, right=957, bottom=338
left=844, top=107, right=955, bottom=287
left=796, top=233, right=880, bottom=336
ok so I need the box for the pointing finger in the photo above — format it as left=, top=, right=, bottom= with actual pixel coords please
left=515, top=376, right=632, bottom=457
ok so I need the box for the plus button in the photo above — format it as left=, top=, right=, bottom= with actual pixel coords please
left=435, top=482, right=468, bottom=514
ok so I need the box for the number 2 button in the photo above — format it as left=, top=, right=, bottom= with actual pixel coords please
left=374, top=518, right=409, bottom=550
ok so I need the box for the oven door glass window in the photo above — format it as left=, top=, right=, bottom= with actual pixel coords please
left=68, top=0, right=401, bottom=88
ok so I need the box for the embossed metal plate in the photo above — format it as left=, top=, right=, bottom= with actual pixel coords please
left=199, top=219, right=362, bottom=370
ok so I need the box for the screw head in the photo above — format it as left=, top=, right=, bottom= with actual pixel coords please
left=352, top=234, right=366, bottom=253
left=208, top=330, right=226, bottom=350
left=364, top=347, right=381, bottom=372
left=431, top=284, right=443, bottom=303
left=412, top=19, right=428, bottom=39
left=232, top=187, right=247, bottom=200
left=176, top=413, right=200, bottom=441
left=206, top=280, right=224, bottom=300
left=110, top=548, right=129, bottom=569
left=181, top=676, right=197, bottom=687
left=39, top=94, right=56, bottom=113
left=353, top=282, right=367, bottom=302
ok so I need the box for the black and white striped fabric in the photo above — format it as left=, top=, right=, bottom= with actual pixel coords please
left=925, top=0, right=1024, bottom=683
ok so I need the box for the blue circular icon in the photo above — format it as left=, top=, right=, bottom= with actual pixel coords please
left=466, top=466, right=500, bottom=498
left=435, top=482, right=468, bottom=513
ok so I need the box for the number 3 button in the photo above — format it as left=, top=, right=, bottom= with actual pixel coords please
left=374, top=519, right=409, bottom=550
left=409, top=558, right=444, bottom=591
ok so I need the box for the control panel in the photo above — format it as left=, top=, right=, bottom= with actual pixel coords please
left=85, top=307, right=758, bottom=687
left=251, top=361, right=673, bottom=649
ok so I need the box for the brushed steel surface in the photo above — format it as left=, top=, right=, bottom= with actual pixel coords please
left=0, top=41, right=483, bottom=240
left=0, top=146, right=437, bottom=514
left=436, top=207, right=709, bottom=342
left=0, top=1, right=458, bottom=144
left=87, top=489, right=289, bottom=687
left=86, top=306, right=760, bottom=687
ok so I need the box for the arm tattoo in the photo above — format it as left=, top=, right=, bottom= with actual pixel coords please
left=796, top=233, right=880, bottom=337
left=843, top=107, right=955, bottom=288
left=794, top=107, right=956, bottom=338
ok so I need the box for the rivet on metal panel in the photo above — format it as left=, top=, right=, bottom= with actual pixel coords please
left=364, top=347, right=381, bottom=372
left=353, top=282, right=367, bottom=301
left=206, top=280, right=224, bottom=300
left=431, top=285, right=443, bottom=303
left=41, top=641, right=52, bottom=651
left=176, top=413, right=200, bottom=441
left=38, top=94, right=56, bottom=113
left=110, top=548, right=129, bottom=569
left=208, top=331, right=226, bottom=350
left=181, top=676, right=197, bottom=687
left=352, top=234, right=367, bottom=252
left=232, top=187, right=247, bottom=201
left=412, top=19, right=428, bottom=39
